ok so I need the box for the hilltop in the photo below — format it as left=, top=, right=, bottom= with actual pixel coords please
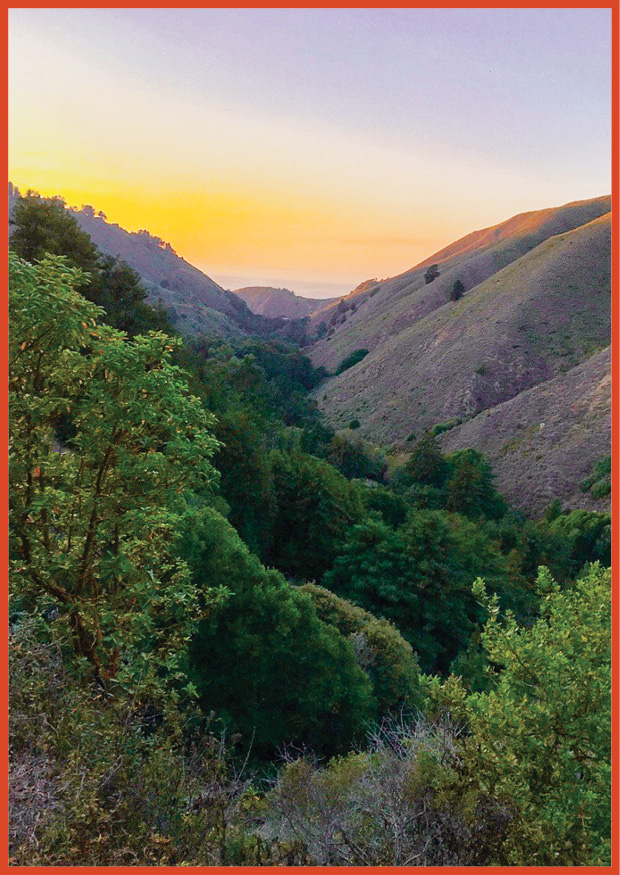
left=8, top=184, right=280, bottom=338
left=233, top=285, right=339, bottom=319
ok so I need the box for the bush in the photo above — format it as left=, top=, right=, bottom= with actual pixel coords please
left=335, top=348, right=369, bottom=375
left=434, top=564, right=612, bottom=865
left=299, top=584, right=424, bottom=717
left=424, top=264, right=440, bottom=284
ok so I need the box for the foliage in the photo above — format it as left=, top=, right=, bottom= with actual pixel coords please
left=433, top=564, right=611, bottom=865
left=299, top=584, right=424, bottom=717
left=263, top=719, right=510, bottom=865
left=548, top=509, right=611, bottom=569
left=324, top=511, right=512, bottom=673
left=211, top=410, right=277, bottom=559
left=581, top=455, right=611, bottom=499
left=424, top=263, right=440, bottom=284
left=444, top=448, right=506, bottom=520
left=10, top=190, right=173, bottom=336
left=334, top=348, right=369, bottom=375
left=267, top=450, right=365, bottom=581
left=450, top=279, right=465, bottom=301
left=360, top=484, right=410, bottom=527
left=323, top=434, right=387, bottom=482
left=9, top=618, right=254, bottom=866
left=180, top=508, right=374, bottom=757
left=404, top=432, right=449, bottom=488
left=9, top=253, right=221, bottom=697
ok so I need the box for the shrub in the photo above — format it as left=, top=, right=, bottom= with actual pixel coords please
left=335, top=348, right=369, bottom=375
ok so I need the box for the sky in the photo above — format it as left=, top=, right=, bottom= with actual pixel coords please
left=9, top=8, right=612, bottom=297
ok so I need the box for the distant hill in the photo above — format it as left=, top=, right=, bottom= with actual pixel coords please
left=8, top=184, right=276, bottom=338
left=310, top=196, right=611, bottom=513
left=233, top=285, right=339, bottom=319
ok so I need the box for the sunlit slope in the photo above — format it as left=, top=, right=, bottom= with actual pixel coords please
left=441, top=346, right=611, bottom=514
left=233, top=286, right=339, bottom=318
left=310, top=195, right=611, bottom=371
left=314, top=209, right=611, bottom=451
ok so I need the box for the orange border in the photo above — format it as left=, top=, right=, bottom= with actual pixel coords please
left=3, top=3, right=618, bottom=874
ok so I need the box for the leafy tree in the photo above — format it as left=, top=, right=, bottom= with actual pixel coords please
left=360, top=484, right=411, bottom=528
left=10, top=190, right=174, bottom=336
left=334, top=348, right=369, bottom=375
left=404, top=432, right=448, bottom=488
left=324, top=511, right=513, bottom=673
left=548, top=509, right=611, bottom=569
left=424, top=264, right=440, bottom=284
left=10, top=191, right=99, bottom=273
left=434, top=564, right=611, bottom=865
left=299, top=583, right=424, bottom=717
left=95, top=254, right=173, bottom=335
left=180, top=508, right=374, bottom=757
left=9, top=253, right=220, bottom=696
left=267, top=450, right=365, bottom=580
left=324, top=434, right=386, bottom=481
left=581, top=455, right=611, bottom=499
left=211, top=411, right=276, bottom=559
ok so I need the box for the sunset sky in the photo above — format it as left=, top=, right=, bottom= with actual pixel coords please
left=9, top=9, right=611, bottom=297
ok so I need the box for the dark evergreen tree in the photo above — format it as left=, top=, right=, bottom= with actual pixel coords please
left=450, top=279, right=465, bottom=301
left=424, top=263, right=440, bottom=284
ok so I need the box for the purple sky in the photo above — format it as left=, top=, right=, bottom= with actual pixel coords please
left=10, top=8, right=612, bottom=295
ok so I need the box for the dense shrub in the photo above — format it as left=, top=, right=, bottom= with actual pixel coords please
left=335, top=348, right=369, bottom=375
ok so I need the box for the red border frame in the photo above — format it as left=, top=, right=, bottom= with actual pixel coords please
left=2, top=3, right=618, bottom=873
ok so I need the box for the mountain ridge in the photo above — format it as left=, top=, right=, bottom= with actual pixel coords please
left=310, top=195, right=611, bottom=514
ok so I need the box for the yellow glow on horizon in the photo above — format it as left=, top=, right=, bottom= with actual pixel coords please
left=9, top=16, right=561, bottom=290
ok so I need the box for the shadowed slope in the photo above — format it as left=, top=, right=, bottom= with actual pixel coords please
left=8, top=185, right=257, bottom=337
left=317, top=211, right=610, bottom=440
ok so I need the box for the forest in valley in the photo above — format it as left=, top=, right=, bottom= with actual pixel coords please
left=8, top=193, right=612, bottom=866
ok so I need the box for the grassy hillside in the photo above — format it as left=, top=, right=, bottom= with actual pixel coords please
left=234, top=285, right=339, bottom=318
left=310, top=195, right=611, bottom=370
left=312, top=197, right=611, bottom=514
left=440, top=346, right=611, bottom=514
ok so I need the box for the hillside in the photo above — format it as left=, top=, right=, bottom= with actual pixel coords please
left=310, top=195, right=611, bottom=368
left=8, top=184, right=263, bottom=338
left=440, top=346, right=611, bottom=515
left=311, top=196, right=611, bottom=513
left=233, top=285, right=339, bottom=319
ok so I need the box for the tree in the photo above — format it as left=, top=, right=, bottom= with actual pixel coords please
left=435, top=564, right=612, bottom=865
left=444, top=448, right=506, bottom=520
left=10, top=190, right=173, bottom=336
left=299, top=583, right=424, bottom=717
left=9, top=253, right=220, bottom=696
left=10, top=191, right=99, bottom=274
left=324, top=511, right=512, bottom=673
left=548, top=509, right=611, bottom=569
left=404, top=432, right=448, bottom=488
left=335, top=348, right=369, bottom=375
left=180, top=508, right=374, bottom=757
left=424, top=264, right=440, bottom=284
left=450, top=279, right=465, bottom=301
left=267, top=450, right=365, bottom=581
